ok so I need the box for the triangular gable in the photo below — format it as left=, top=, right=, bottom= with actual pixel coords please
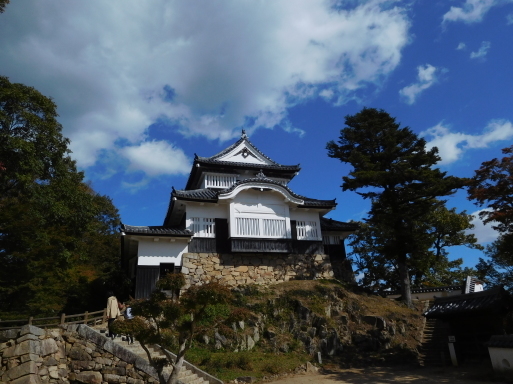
left=214, top=139, right=275, bottom=166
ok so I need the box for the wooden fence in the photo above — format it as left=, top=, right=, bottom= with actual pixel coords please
left=0, top=309, right=107, bottom=330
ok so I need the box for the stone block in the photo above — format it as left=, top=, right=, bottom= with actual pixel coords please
left=15, top=340, right=41, bottom=356
left=75, top=371, right=102, bottom=384
left=43, top=356, right=58, bottom=366
left=17, top=334, right=39, bottom=343
left=19, top=325, right=45, bottom=337
left=102, top=366, right=126, bottom=376
left=71, top=360, right=92, bottom=370
left=127, top=378, right=144, bottom=384
left=38, top=366, right=49, bottom=375
left=235, top=266, right=248, bottom=272
left=69, top=346, right=91, bottom=361
left=246, top=335, right=255, bottom=350
left=104, top=373, right=121, bottom=383
left=5, top=360, right=38, bottom=380
left=10, top=374, right=42, bottom=384
left=0, top=328, right=20, bottom=342
left=41, top=338, right=59, bottom=356
left=362, top=316, right=386, bottom=330
left=49, top=368, right=59, bottom=379
left=2, top=343, right=17, bottom=358
left=20, top=353, right=40, bottom=363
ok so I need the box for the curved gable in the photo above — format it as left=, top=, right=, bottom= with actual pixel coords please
left=218, top=180, right=304, bottom=205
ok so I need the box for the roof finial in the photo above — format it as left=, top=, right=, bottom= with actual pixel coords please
left=241, top=129, right=248, bottom=139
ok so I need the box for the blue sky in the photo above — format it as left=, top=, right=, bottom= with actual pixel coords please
left=1, top=0, right=512, bottom=269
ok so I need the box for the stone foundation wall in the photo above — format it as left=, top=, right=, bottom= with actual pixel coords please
left=181, top=252, right=334, bottom=289
left=0, top=324, right=159, bottom=384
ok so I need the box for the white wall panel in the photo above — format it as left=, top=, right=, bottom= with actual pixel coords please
left=137, top=238, right=188, bottom=266
left=186, top=203, right=228, bottom=219
left=289, top=210, right=320, bottom=222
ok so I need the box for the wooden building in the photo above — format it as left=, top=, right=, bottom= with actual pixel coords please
left=121, top=131, right=358, bottom=298
left=424, top=287, right=513, bottom=363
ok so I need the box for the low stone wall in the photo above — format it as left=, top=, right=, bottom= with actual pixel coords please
left=0, top=324, right=159, bottom=384
left=181, top=252, right=334, bottom=289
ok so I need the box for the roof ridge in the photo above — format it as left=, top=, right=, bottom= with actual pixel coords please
left=197, top=130, right=288, bottom=167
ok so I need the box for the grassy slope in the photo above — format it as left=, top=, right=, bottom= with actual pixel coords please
left=186, top=280, right=425, bottom=382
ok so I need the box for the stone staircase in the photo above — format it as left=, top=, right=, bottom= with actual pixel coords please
left=114, top=337, right=208, bottom=384
left=418, top=318, right=451, bottom=367
left=94, top=326, right=221, bottom=384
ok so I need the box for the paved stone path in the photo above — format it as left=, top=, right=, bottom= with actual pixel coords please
left=266, top=366, right=505, bottom=384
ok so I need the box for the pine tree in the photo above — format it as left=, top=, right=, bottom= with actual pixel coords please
left=327, top=108, right=465, bottom=306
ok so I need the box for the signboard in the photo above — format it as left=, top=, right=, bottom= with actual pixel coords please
left=448, top=336, right=456, bottom=343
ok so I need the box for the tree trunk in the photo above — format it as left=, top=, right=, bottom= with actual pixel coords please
left=398, top=259, right=413, bottom=308
left=167, top=340, right=187, bottom=384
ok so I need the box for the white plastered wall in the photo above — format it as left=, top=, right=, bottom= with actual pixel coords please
left=289, top=210, right=320, bottom=223
left=489, top=347, right=513, bottom=373
left=229, top=189, right=291, bottom=238
left=137, top=237, right=189, bottom=266
left=185, top=202, right=229, bottom=236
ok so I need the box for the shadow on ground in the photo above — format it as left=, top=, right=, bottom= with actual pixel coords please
left=268, top=362, right=504, bottom=384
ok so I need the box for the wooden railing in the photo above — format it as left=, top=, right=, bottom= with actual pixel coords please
left=0, top=309, right=107, bottom=330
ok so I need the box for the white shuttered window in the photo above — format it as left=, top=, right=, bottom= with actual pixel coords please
left=189, top=217, right=216, bottom=238
left=296, top=221, right=319, bottom=240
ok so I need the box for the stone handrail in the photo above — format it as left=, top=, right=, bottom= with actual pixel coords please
left=155, top=343, right=224, bottom=384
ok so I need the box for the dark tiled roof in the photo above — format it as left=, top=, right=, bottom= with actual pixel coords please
left=384, top=285, right=463, bottom=297
left=320, top=217, right=359, bottom=231
left=185, top=133, right=300, bottom=190
left=195, top=157, right=300, bottom=171
left=121, top=224, right=192, bottom=237
left=203, top=134, right=298, bottom=169
left=424, top=287, right=510, bottom=319
left=172, top=188, right=218, bottom=201
left=486, top=335, right=513, bottom=348
left=174, top=177, right=337, bottom=208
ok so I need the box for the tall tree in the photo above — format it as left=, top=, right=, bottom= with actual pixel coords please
left=468, top=145, right=513, bottom=289
left=0, top=76, right=123, bottom=315
left=349, top=205, right=480, bottom=291
left=0, top=0, right=9, bottom=13
left=327, top=108, right=465, bottom=306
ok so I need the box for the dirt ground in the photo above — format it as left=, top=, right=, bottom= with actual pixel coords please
left=265, top=365, right=507, bottom=384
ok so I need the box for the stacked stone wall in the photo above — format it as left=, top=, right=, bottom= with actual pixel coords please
left=0, top=324, right=159, bottom=384
left=181, top=252, right=334, bottom=289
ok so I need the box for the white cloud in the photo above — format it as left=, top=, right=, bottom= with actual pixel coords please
left=457, top=42, right=467, bottom=50
left=470, top=41, right=491, bottom=59
left=422, top=120, right=513, bottom=164
left=319, top=89, right=335, bottom=101
left=399, top=64, right=440, bottom=104
left=467, top=209, right=500, bottom=243
left=0, top=0, right=411, bottom=175
left=443, top=0, right=513, bottom=24
left=119, top=141, right=191, bottom=177
left=507, top=12, right=513, bottom=23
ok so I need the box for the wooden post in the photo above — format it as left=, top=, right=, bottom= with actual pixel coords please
left=60, top=313, right=66, bottom=325
left=102, top=308, right=107, bottom=324
left=84, top=311, right=89, bottom=325
left=28, top=317, right=33, bottom=325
